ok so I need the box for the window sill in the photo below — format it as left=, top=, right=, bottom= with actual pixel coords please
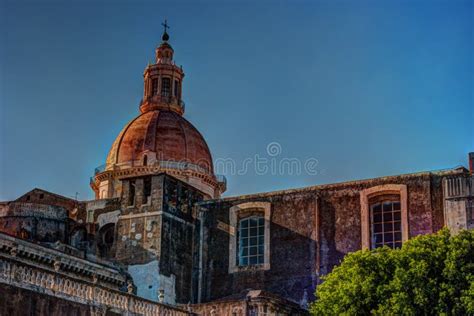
left=229, top=262, right=270, bottom=274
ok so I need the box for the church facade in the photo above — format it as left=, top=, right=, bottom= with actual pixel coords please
left=1, top=29, right=473, bottom=316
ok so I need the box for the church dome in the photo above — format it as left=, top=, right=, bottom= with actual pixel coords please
left=91, top=26, right=226, bottom=199
left=106, top=109, right=213, bottom=174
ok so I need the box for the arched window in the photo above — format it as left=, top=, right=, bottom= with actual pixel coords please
left=370, top=198, right=402, bottom=249
left=98, top=223, right=115, bottom=258
left=360, top=184, right=408, bottom=250
left=237, top=216, right=265, bottom=266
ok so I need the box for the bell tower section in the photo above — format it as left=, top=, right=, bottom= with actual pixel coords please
left=140, top=22, right=185, bottom=115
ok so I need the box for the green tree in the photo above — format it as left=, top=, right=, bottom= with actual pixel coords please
left=310, top=229, right=474, bottom=316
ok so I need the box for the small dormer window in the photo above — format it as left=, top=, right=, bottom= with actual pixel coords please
left=151, top=78, right=158, bottom=96
left=161, top=78, right=171, bottom=97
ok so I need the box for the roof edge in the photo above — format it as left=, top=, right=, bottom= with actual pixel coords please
left=200, top=167, right=468, bottom=204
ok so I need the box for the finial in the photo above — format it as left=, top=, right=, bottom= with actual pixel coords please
left=161, top=20, right=170, bottom=42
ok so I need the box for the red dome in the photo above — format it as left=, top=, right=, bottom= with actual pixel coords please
left=106, top=110, right=213, bottom=173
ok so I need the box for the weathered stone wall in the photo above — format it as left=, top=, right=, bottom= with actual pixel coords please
left=443, top=175, right=474, bottom=233
left=189, top=289, right=309, bottom=316
left=113, top=174, right=204, bottom=304
left=199, top=171, right=456, bottom=306
left=199, top=193, right=317, bottom=306
left=15, top=188, right=78, bottom=214
left=159, top=175, right=203, bottom=304
left=0, top=283, right=92, bottom=316
left=0, top=202, right=68, bottom=243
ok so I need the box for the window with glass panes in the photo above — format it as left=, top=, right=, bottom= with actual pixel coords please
left=161, top=78, right=171, bottom=96
left=151, top=78, right=158, bottom=96
left=371, top=200, right=402, bottom=249
left=237, top=216, right=264, bottom=266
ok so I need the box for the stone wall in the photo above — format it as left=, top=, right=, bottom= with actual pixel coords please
left=0, top=283, right=93, bottom=316
left=189, top=289, right=308, bottom=316
left=15, top=188, right=78, bottom=214
left=198, top=170, right=463, bottom=306
left=0, top=202, right=68, bottom=243
left=113, top=174, right=204, bottom=304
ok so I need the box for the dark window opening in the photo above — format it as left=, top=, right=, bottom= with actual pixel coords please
left=161, top=78, right=171, bottom=97
left=26, top=195, right=30, bottom=201
left=144, top=177, right=152, bottom=204
left=128, top=180, right=136, bottom=206
left=179, top=186, right=189, bottom=214
left=165, top=178, right=178, bottom=212
left=98, top=223, right=115, bottom=259
left=151, top=78, right=158, bottom=96
left=39, top=193, right=44, bottom=199
left=143, top=155, right=148, bottom=166
left=174, top=80, right=180, bottom=98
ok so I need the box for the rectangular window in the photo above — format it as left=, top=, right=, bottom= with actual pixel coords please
left=371, top=201, right=402, bottom=249
left=238, top=216, right=265, bottom=266
left=151, top=78, right=158, bottom=96
left=161, top=78, right=171, bottom=97
left=128, top=180, right=136, bottom=206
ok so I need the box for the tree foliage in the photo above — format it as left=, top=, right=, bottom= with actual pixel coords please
left=310, top=229, right=474, bottom=315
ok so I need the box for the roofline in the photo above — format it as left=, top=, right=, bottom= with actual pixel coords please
left=15, top=187, right=77, bottom=203
left=200, top=167, right=468, bottom=204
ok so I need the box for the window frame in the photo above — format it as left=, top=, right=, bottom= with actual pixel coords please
left=151, top=78, right=159, bottom=96
left=370, top=200, right=402, bottom=249
left=360, top=184, right=408, bottom=250
left=161, top=77, right=171, bottom=97
left=237, top=216, right=265, bottom=266
left=229, top=202, right=271, bottom=273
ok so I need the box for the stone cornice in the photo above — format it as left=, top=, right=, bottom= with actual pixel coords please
left=200, top=168, right=467, bottom=204
left=0, top=232, right=126, bottom=287
left=94, top=165, right=219, bottom=188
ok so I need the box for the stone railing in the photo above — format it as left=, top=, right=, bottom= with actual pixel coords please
left=0, top=258, right=191, bottom=315
left=0, top=232, right=126, bottom=288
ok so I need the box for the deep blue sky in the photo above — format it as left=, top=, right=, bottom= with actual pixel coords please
left=1, top=0, right=472, bottom=201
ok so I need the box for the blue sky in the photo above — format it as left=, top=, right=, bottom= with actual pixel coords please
left=1, top=0, right=472, bottom=201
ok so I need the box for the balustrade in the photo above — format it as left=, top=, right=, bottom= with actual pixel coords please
left=0, top=256, right=191, bottom=315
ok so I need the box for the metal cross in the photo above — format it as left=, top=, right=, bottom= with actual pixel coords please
left=162, top=20, right=170, bottom=33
